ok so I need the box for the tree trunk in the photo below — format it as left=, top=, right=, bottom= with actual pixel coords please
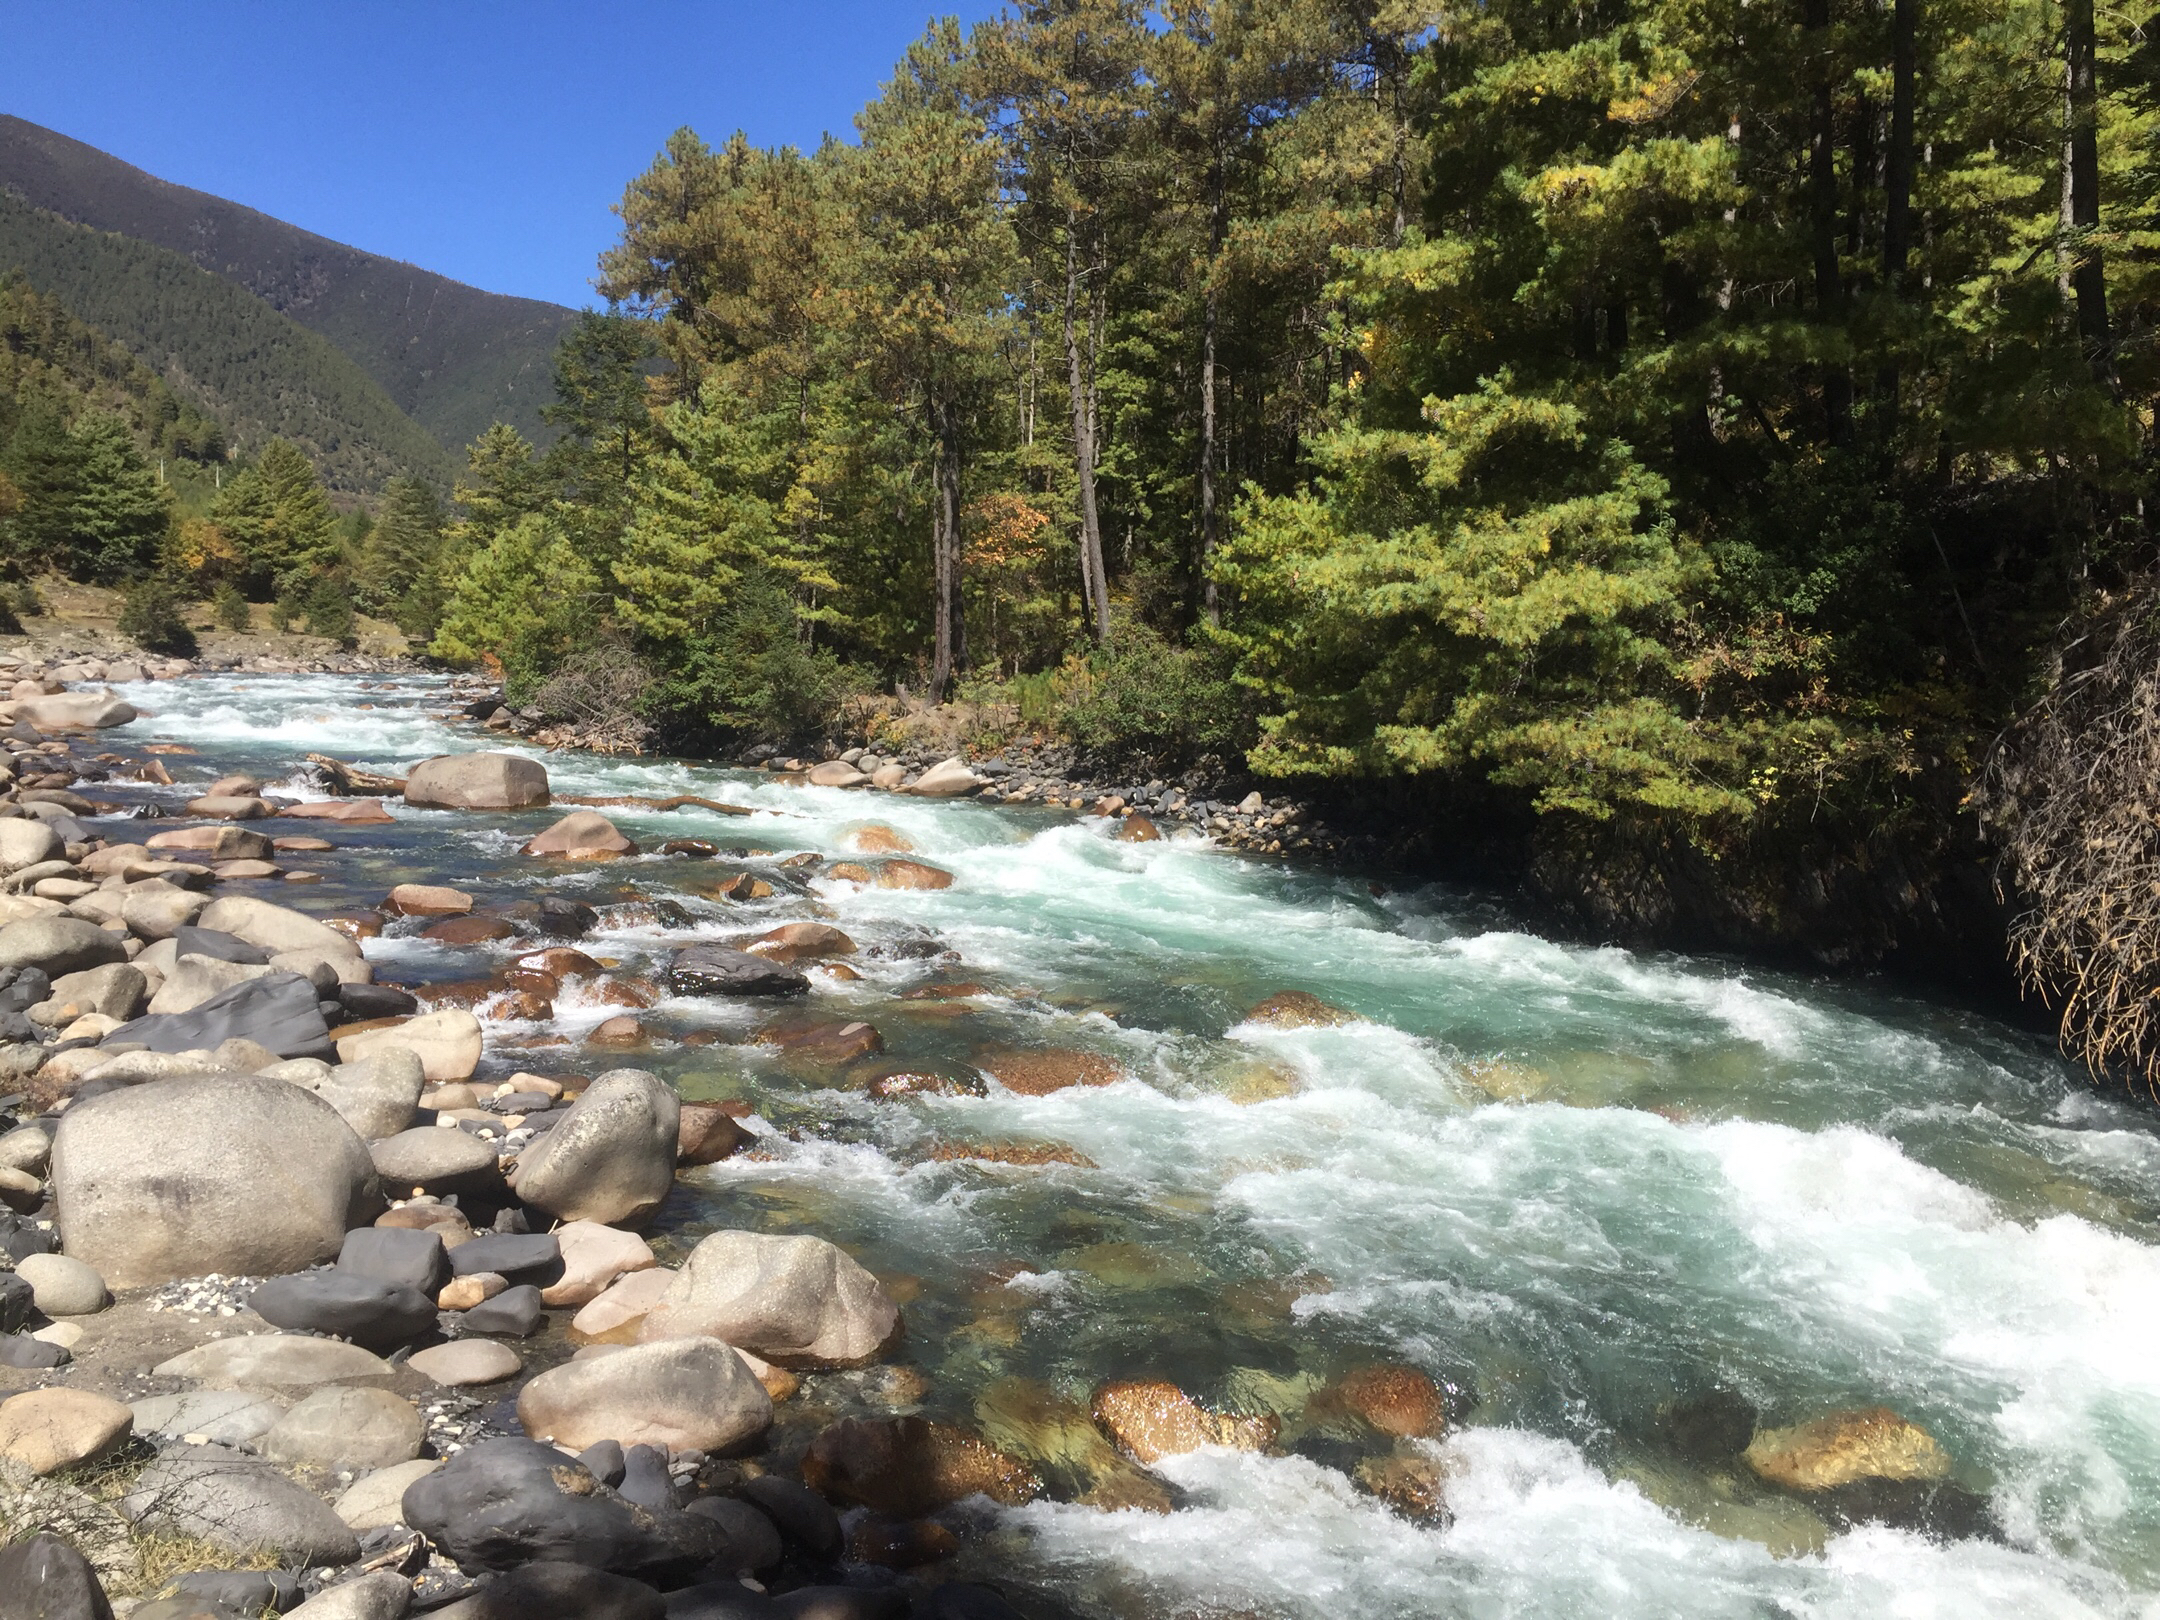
left=1064, top=209, right=1111, bottom=644
left=927, top=396, right=962, bottom=704
left=1806, top=0, right=1852, bottom=443
left=1883, top=0, right=1915, bottom=286
left=2062, top=0, right=2112, bottom=378
left=1197, top=177, right=1226, bottom=628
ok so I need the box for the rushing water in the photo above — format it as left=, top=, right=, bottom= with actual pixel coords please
left=93, top=672, right=2160, bottom=1618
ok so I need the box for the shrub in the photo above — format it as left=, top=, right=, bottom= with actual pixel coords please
left=10, top=581, right=44, bottom=620
left=212, top=583, right=251, bottom=631
left=302, top=576, right=356, bottom=645
left=1056, top=618, right=1251, bottom=770
left=654, top=572, right=859, bottom=745
left=117, top=577, right=199, bottom=657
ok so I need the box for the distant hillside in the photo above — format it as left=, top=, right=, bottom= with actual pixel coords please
left=0, top=116, right=578, bottom=453
left=0, top=191, right=455, bottom=491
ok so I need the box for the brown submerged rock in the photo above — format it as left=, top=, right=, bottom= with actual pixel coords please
left=801, top=1416, right=1040, bottom=1514
left=677, top=1104, right=753, bottom=1165
left=1244, top=990, right=1358, bottom=1028
left=424, top=915, right=517, bottom=945
left=1742, top=1408, right=1952, bottom=1492
left=850, top=825, right=916, bottom=854
left=748, top=922, right=856, bottom=962
left=587, top=1016, right=649, bottom=1047
left=1355, top=1449, right=1449, bottom=1523
left=522, top=810, right=637, bottom=860
left=976, top=1048, right=1125, bottom=1096
left=1117, top=814, right=1162, bottom=843
left=875, top=859, right=954, bottom=891
left=755, top=1016, right=885, bottom=1065
left=519, top=947, right=603, bottom=979
left=1325, top=1366, right=1448, bottom=1440
left=865, top=1068, right=986, bottom=1100
left=927, top=1141, right=1097, bottom=1168
left=1091, top=1381, right=1278, bottom=1464
left=708, top=871, right=774, bottom=901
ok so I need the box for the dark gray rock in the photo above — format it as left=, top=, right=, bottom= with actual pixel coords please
left=0, top=1332, right=69, bottom=1367
left=167, top=1570, right=301, bottom=1614
left=665, top=947, right=808, bottom=999
left=684, top=1498, right=781, bottom=1572
left=337, top=982, right=418, bottom=1020
left=740, top=1474, right=842, bottom=1560
left=459, top=1284, right=543, bottom=1337
left=618, top=1444, right=675, bottom=1513
left=173, top=926, right=270, bottom=966
left=249, top=1271, right=438, bottom=1349
left=444, top=1562, right=664, bottom=1620
left=0, top=1268, right=32, bottom=1332
left=579, top=1438, right=626, bottom=1487
left=538, top=898, right=598, bottom=938
left=447, top=1232, right=560, bottom=1282
left=337, top=1225, right=449, bottom=1295
left=664, top=1585, right=779, bottom=1620
left=121, top=1444, right=361, bottom=1564
left=0, top=1529, right=115, bottom=1620
left=399, top=1437, right=722, bottom=1576
left=105, top=972, right=332, bottom=1060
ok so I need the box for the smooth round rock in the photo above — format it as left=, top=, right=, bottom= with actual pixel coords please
left=13, top=1252, right=107, bottom=1316
left=263, top=1386, right=425, bottom=1471
left=250, top=1271, right=437, bottom=1349
left=408, top=1340, right=522, bottom=1386
left=334, top=1458, right=443, bottom=1531
left=370, top=1125, right=503, bottom=1196
left=153, top=1334, right=392, bottom=1390
left=509, top=1070, right=679, bottom=1227
left=0, top=1386, right=132, bottom=1474
left=516, top=1336, right=772, bottom=1452
left=639, top=1230, right=898, bottom=1368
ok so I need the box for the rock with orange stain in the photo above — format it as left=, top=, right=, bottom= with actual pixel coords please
left=1090, top=1381, right=1278, bottom=1464
left=1243, top=990, right=1357, bottom=1028
left=976, top=1048, right=1124, bottom=1097
left=826, top=862, right=874, bottom=884
left=849, top=825, right=916, bottom=854
left=587, top=1015, right=649, bottom=1048
left=519, top=947, right=603, bottom=979
left=801, top=1416, right=1040, bottom=1514
left=926, top=1141, right=1096, bottom=1168
left=677, top=1103, right=753, bottom=1166
left=874, top=859, right=953, bottom=891
left=1742, top=1408, right=1952, bottom=1492
left=747, top=922, right=856, bottom=963
left=1327, top=1366, right=1447, bottom=1440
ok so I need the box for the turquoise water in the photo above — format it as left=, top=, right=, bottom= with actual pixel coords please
left=106, top=672, right=2160, bottom=1619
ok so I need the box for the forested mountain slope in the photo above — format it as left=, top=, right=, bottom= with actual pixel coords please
left=0, top=115, right=576, bottom=452
left=0, top=191, right=453, bottom=491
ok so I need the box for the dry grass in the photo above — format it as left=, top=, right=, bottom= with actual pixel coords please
left=1973, top=583, right=2160, bottom=1092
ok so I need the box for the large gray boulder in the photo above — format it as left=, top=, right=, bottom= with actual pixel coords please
left=195, top=896, right=361, bottom=961
left=285, top=1570, right=414, bottom=1620
left=404, top=753, right=550, bottom=811
left=121, top=1444, right=359, bottom=1563
left=515, top=1338, right=770, bottom=1453
left=637, top=1231, right=899, bottom=1368
left=152, top=1335, right=391, bottom=1391
left=52, top=1075, right=379, bottom=1287
left=118, top=880, right=209, bottom=941
left=105, top=972, right=332, bottom=1059
left=510, top=1069, right=679, bottom=1227
left=371, top=1126, right=504, bottom=1197
left=262, top=1387, right=424, bottom=1471
left=15, top=693, right=136, bottom=730
left=665, top=946, right=808, bottom=998
left=0, top=918, right=126, bottom=977
left=147, top=955, right=270, bottom=1014
left=0, top=821, right=61, bottom=875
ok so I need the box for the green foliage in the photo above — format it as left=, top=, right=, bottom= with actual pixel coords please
left=302, top=575, right=356, bottom=646
left=117, top=576, right=197, bottom=656
left=1055, top=617, right=1250, bottom=767
left=211, top=582, right=250, bottom=631
left=358, top=476, right=446, bottom=619
left=0, top=403, right=169, bottom=582
left=0, top=191, right=454, bottom=491
left=431, top=513, right=604, bottom=698
left=212, top=439, right=337, bottom=597
left=646, top=571, right=860, bottom=744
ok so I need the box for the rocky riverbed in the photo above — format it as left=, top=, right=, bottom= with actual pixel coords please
left=0, top=661, right=2152, bottom=1618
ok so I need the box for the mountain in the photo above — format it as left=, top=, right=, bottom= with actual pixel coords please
left=0, top=115, right=578, bottom=455
left=0, top=190, right=456, bottom=491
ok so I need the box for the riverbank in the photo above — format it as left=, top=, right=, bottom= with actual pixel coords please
left=0, top=664, right=2150, bottom=1616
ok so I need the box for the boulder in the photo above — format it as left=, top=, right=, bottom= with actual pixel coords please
left=172, top=923, right=270, bottom=963
left=799, top=1417, right=1039, bottom=1514
left=146, top=954, right=272, bottom=1014
left=449, top=1233, right=562, bottom=1283
left=105, top=972, right=332, bottom=1060
left=119, top=882, right=209, bottom=940
left=0, top=919, right=126, bottom=977
left=806, top=762, right=869, bottom=789
left=903, top=759, right=980, bottom=798
left=337, top=1008, right=484, bottom=1083
left=572, top=1269, right=678, bottom=1344
left=435, top=1563, right=663, bottom=1620
left=678, top=1105, right=752, bottom=1166
left=518, top=1337, right=771, bottom=1453
left=187, top=794, right=271, bottom=819
left=1243, top=990, right=1357, bottom=1029
left=510, top=1069, right=680, bottom=1226
left=33, top=963, right=145, bottom=1023
left=278, top=799, right=396, bottom=825
left=666, top=946, right=808, bottom=999
left=307, top=1048, right=426, bottom=1139
left=263, top=1386, right=425, bottom=1471
left=638, top=1231, right=898, bottom=1368
left=130, top=1390, right=289, bottom=1448
left=748, top=923, right=855, bottom=963
left=369, top=1126, right=503, bottom=1198
left=250, top=1271, right=437, bottom=1349
left=462, top=1284, right=545, bottom=1337
left=975, top=1048, right=1125, bottom=1096
left=148, top=826, right=277, bottom=861
left=285, top=1571, right=414, bottom=1620
left=338, top=1224, right=450, bottom=1294
left=54, top=1075, right=378, bottom=1287
left=399, top=1436, right=719, bottom=1575
left=1742, top=1408, right=1953, bottom=1491
left=0, top=1388, right=131, bottom=1475
left=13, top=1254, right=106, bottom=1316
left=122, top=1445, right=361, bottom=1563
left=683, top=1497, right=782, bottom=1571
left=153, top=1335, right=393, bottom=1391
left=439, top=1272, right=506, bottom=1309
left=847, top=825, right=914, bottom=854
left=0, top=1532, right=115, bottom=1620
left=333, top=1459, right=442, bottom=1530
left=15, top=693, right=135, bottom=730
left=409, top=1340, right=521, bottom=1386
left=741, top=1474, right=842, bottom=1559
left=196, top=896, right=362, bottom=960
left=403, top=753, right=551, bottom=811
left=872, top=860, right=954, bottom=891
left=0, top=821, right=61, bottom=874
left=387, top=884, right=473, bottom=916
left=1117, top=814, right=1161, bottom=842
left=522, top=811, right=637, bottom=860
left=542, top=1221, right=657, bottom=1307
left=1323, top=1365, right=1448, bottom=1439
left=1090, top=1381, right=1277, bottom=1463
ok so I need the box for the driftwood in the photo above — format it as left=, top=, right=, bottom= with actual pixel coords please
left=555, top=793, right=757, bottom=816
left=304, top=754, right=407, bottom=796
left=1973, top=584, right=2160, bottom=1093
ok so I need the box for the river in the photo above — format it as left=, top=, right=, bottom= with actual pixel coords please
left=96, top=670, right=2160, bottom=1619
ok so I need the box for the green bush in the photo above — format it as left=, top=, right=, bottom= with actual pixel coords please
left=212, top=583, right=251, bottom=631
left=1056, top=618, right=1250, bottom=769
left=10, top=582, right=44, bottom=621
left=117, top=577, right=199, bottom=657
left=654, top=572, right=859, bottom=745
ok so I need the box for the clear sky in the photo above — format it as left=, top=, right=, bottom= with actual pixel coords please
left=0, top=1, right=1001, bottom=310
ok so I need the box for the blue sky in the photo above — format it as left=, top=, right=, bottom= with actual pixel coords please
left=0, top=1, right=1000, bottom=310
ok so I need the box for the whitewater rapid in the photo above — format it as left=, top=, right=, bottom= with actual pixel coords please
left=105, top=672, right=2160, bottom=1618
